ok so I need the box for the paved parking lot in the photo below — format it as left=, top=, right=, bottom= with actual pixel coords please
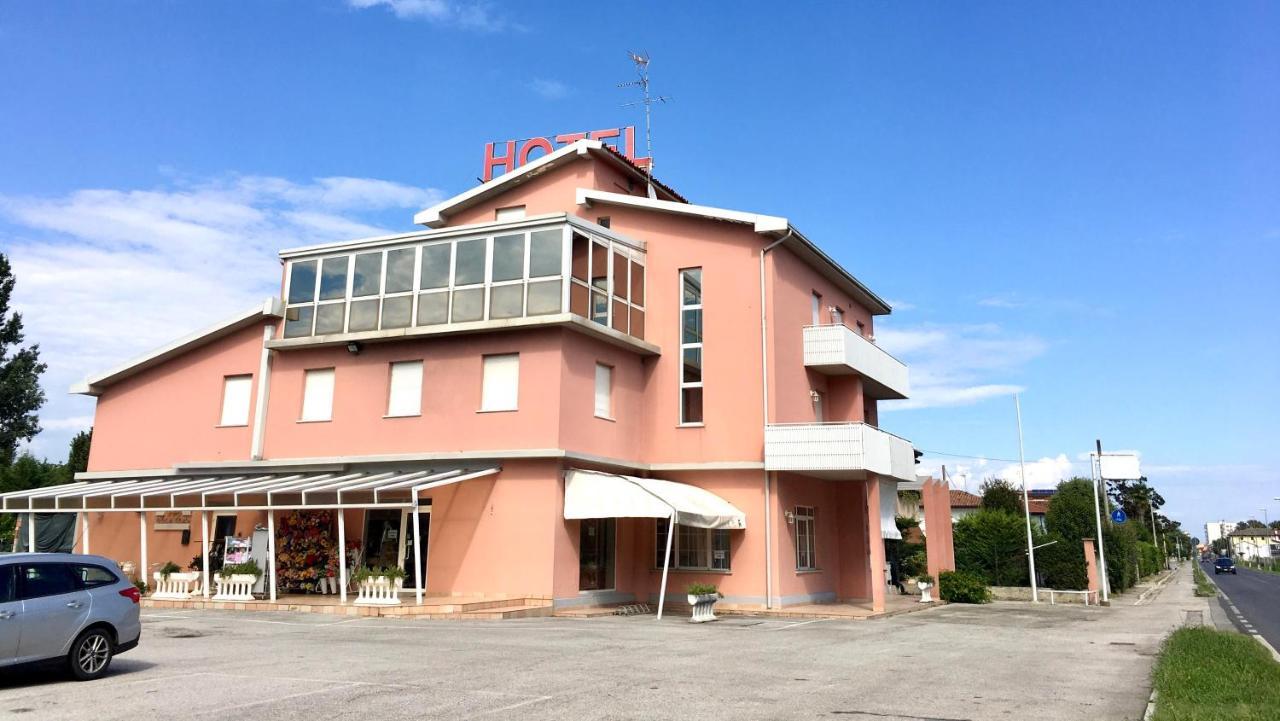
left=0, top=575, right=1197, bottom=721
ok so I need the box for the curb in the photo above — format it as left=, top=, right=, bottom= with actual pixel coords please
left=1142, top=689, right=1157, bottom=721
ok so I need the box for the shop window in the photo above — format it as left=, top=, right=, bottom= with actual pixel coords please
left=301, top=368, right=335, bottom=422
left=219, top=375, right=253, bottom=427
left=480, top=354, right=519, bottom=412
left=386, top=361, right=423, bottom=417
left=654, top=522, right=730, bottom=571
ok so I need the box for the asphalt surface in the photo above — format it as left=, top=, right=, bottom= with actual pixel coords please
left=0, top=574, right=1197, bottom=721
left=1202, top=559, right=1280, bottom=653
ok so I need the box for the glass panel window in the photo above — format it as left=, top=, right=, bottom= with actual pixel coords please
left=630, top=263, right=645, bottom=306
left=416, top=292, right=448, bottom=325
left=451, top=288, right=483, bottom=322
left=489, top=284, right=523, bottom=319
left=349, top=299, right=380, bottom=332
left=529, top=229, right=562, bottom=277
left=315, top=303, right=346, bottom=335
left=455, top=238, right=486, bottom=286
left=419, top=244, right=451, bottom=289
left=682, top=268, right=702, bottom=305
left=612, top=252, right=628, bottom=299
left=283, top=305, right=314, bottom=338
left=571, top=233, right=589, bottom=282
left=795, top=506, right=817, bottom=570
left=287, top=260, right=317, bottom=304
left=682, top=308, right=702, bottom=344
left=680, top=387, right=704, bottom=424
left=611, top=299, right=627, bottom=333
left=492, top=234, right=525, bottom=282
left=678, top=524, right=705, bottom=568
left=527, top=279, right=562, bottom=316
left=591, top=243, right=609, bottom=292
left=591, top=291, right=608, bottom=326
left=319, top=257, right=349, bottom=300
left=385, top=248, right=415, bottom=293
left=712, top=530, right=731, bottom=570
left=679, top=268, right=704, bottom=425
left=682, top=348, right=702, bottom=384
left=381, top=296, right=412, bottom=329
left=352, top=252, right=383, bottom=297
left=654, top=523, right=731, bottom=571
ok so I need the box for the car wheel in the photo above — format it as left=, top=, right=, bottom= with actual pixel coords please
left=68, top=628, right=113, bottom=681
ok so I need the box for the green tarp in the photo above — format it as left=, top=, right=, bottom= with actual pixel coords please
left=15, top=513, right=77, bottom=553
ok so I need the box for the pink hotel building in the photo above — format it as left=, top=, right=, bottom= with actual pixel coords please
left=4, top=140, right=951, bottom=614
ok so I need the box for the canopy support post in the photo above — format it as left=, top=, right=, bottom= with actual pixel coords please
left=337, top=510, right=348, bottom=604
left=201, top=512, right=210, bottom=598
left=412, top=501, right=424, bottom=606
left=27, top=512, right=35, bottom=552
left=267, top=509, right=277, bottom=602
left=81, top=512, right=90, bottom=554
left=657, top=513, right=675, bottom=621
left=139, top=512, right=148, bottom=590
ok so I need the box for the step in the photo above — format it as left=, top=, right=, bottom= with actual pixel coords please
left=461, top=604, right=554, bottom=620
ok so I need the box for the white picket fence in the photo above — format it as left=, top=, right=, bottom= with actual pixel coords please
left=151, top=571, right=202, bottom=600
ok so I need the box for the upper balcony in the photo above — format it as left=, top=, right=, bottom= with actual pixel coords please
left=269, top=214, right=658, bottom=355
left=802, top=324, right=909, bottom=400
left=764, top=422, right=916, bottom=481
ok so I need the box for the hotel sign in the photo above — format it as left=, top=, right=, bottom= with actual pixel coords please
left=483, top=126, right=651, bottom=181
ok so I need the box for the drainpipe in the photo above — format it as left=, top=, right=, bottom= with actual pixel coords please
left=250, top=325, right=275, bottom=460
left=759, top=231, right=792, bottom=610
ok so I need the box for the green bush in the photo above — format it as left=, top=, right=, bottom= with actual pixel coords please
left=938, top=570, right=992, bottom=604
left=219, top=558, right=263, bottom=578
left=686, top=583, right=721, bottom=597
left=954, top=509, right=1030, bottom=586
left=1037, top=534, right=1088, bottom=590
left=900, top=546, right=928, bottom=578
left=1138, top=542, right=1163, bottom=577
left=1103, top=522, right=1140, bottom=592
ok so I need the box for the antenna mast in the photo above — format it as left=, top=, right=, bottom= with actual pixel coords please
left=619, top=51, right=669, bottom=199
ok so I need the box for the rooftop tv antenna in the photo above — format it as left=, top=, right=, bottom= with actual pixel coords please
left=619, top=51, right=669, bottom=199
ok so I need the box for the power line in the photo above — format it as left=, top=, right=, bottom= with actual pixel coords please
left=917, top=448, right=1023, bottom=464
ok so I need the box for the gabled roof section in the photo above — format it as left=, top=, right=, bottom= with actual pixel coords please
left=414, top=139, right=685, bottom=228
left=71, top=298, right=283, bottom=397
left=576, top=189, right=893, bottom=316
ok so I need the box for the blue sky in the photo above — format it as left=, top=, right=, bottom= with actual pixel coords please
left=1, top=1, right=1276, bottom=537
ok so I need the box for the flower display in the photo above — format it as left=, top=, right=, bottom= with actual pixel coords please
left=275, top=510, right=338, bottom=593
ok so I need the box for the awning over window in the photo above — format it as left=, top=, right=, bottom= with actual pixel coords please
left=880, top=479, right=902, bottom=540
left=563, top=470, right=746, bottom=530
left=0, top=466, right=500, bottom=513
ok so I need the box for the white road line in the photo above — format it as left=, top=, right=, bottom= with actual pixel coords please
left=768, top=618, right=832, bottom=631
left=199, top=683, right=355, bottom=714
left=462, top=694, right=554, bottom=719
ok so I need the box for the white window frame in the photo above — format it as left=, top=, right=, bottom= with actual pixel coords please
left=480, top=354, right=519, bottom=412
left=385, top=360, right=424, bottom=418
left=567, top=231, right=646, bottom=334
left=594, top=363, right=613, bottom=420
left=811, top=292, right=822, bottom=325
left=678, top=268, right=703, bottom=426
left=795, top=505, right=817, bottom=571
left=654, top=522, right=731, bottom=572
left=218, top=374, right=253, bottom=427
left=300, top=368, right=336, bottom=422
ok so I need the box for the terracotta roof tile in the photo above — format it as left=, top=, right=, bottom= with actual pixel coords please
left=949, top=490, right=982, bottom=508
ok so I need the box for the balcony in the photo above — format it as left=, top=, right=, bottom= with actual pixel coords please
left=764, top=422, right=916, bottom=481
left=802, top=324, right=909, bottom=400
left=268, top=215, right=658, bottom=356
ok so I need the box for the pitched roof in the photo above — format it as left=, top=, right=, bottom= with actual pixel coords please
left=950, top=490, right=981, bottom=508
left=1027, top=499, right=1050, bottom=515
left=1229, top=527, right=1277, bottom=537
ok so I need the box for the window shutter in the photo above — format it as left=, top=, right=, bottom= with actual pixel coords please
left=301, top=368, right=335, bottom=421
left=481, top=355, right=519, bottom=411
left=220, top=375, right=253, bottom=426
left=387, top=361, right=423, bottom=417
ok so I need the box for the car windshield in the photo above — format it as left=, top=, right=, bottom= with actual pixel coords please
left=1215, top=559, right=1232, bottom=566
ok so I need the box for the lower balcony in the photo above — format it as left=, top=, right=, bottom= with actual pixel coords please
left=764, top=422, right=916, bottom=481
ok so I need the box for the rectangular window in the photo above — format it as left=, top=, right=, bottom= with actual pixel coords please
left=811, top=292, right=822, bottom=325
left=480, top=354, right=519, bottom=412
left=386, top=361, right=423, bottom=417
left=594, top=363, right=612, bottom=419
left=679, top=268, right=704, bottom=424
left=300, top=368, right=335, bottom=422
left=795, top=506, right=817, bottom=570
left=654, top=522, right=731, bottom=571
left=219, top=375, right=253, bottom=427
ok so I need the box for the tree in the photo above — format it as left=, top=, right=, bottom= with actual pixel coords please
left=954, top=509, right=1031, bottom=587
left=0, top=253, right=47, bottom=466
left=979, top=478, right=1022, bottom=515
left=1107, top=478, right=1164, bottom=540
left=67, top=428, right=92, bottom=474
left=1237, top=519, right=1267, bottom=529
left=1045, top=478, right=1097, bottom=543
left=1271, top=522, right=1280, bottom=532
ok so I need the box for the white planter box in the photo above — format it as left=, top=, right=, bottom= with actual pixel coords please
left=213, top=573, right=258, bottom=601
left=687, top=593, right=719, bottom=623
left=917, top=581, right=934, bottom=603
left=151, top=571, right=201, bottom=600
left=355, top=577, right=403, bottom=606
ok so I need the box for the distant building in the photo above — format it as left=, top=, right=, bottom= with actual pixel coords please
left=1228, top=528, right=1279, bottom=561
left=948, top=490, right=1046, bottom=530
left=1205, top=521, right=1237, bottom=546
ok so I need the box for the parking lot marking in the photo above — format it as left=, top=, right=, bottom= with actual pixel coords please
left=768, top=618, right=832, bottom=631
left=461, top=694, right=554, bottom=719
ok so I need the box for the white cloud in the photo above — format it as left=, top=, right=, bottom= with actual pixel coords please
left=876, top=322, right=1047, bottom=410
left=992, top=454, right=1077, bottom=490
left=885, top=298, right=915, bottom=312
left=977, top=295, right=1023, bottom=309
left=1, top=173, right=444, bottom=461
left=346, top=0, right=515, bottom=31
left=529, top=78, right=570, bottom=100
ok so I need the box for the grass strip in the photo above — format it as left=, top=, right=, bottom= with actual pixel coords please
left=1192, top=565, right=1216, bottom=597
left=1152, top=626, right=1280, bottom=721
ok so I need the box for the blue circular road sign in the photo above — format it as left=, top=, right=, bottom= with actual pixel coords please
left=1111, top=509, right=1128, bottom=524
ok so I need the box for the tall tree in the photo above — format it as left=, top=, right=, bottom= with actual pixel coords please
left=1107, top=478, right=1164, bottom=535
left=979, top=478, right=1023, bottom=515
left=67, top=428, right=92, bottom=475
left=1237, top=519, right=1267, bottom=529
left=0, top=253, right=46, bottom=466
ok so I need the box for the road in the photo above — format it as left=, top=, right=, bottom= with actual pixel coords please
left=0, top=574, right=1197, bottom=721
left=1203, top=559, right=1280, bottom=655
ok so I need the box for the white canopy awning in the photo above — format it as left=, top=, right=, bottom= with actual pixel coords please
left=564, top=470, right=746, bottom=530
left=880, top=479, right=901, bottom=540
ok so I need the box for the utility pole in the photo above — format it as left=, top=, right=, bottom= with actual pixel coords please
left=1014, top=394, right=1038, bottom=602
left=1090, top=439, right=1110, bottom=602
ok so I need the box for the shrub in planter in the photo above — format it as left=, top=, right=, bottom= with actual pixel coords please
left=938, top=570, right=991, bottom=604
left=219, top=559, right=263, bottom=579
left=686, top=583, right=722, bottom=598
left=159, top=560, right=182, bottom=579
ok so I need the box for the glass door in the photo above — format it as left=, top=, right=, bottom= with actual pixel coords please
left=362, top=510, right=402, bottom=570
left=578, top=518, right=615, bottom=591
left=399, top=511, right=429, bottom=592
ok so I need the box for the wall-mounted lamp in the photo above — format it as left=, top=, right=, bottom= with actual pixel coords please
left=809, top=390, right=821, bottom=402
left=346, top=341, right=362, bottom=355
left=784, top=510, right=796, bottom=525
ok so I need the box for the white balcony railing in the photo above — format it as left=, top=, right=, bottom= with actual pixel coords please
left=802, top=324, right=909, bottom=400
left=764, top=422, right=916, bottom=481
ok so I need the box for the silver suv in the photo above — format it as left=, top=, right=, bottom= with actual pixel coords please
left=0, top=553, right=142, bottom=680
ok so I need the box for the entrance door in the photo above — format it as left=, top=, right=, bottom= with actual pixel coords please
left=578, top=518, right=615, bottom=591
left=400, top=511, right=430, bottom=592
left=362, top=510, right=402, bottom=569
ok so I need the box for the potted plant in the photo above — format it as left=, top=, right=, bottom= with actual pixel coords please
left=686, top=583, right=722, bottom=623
left=214, top=559, right=263, bottom=601
left=916, top=573, right=935, bottom=603
left=354, top=565, right=405, bottom=606
left=151, top=560, right=202, bottom=599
